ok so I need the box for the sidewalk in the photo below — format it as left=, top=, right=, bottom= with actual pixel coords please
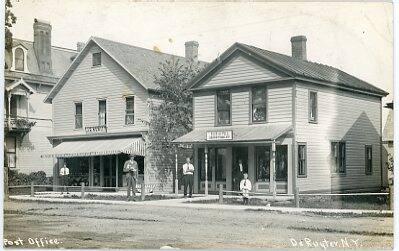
left=9, top=194, right=393, bottom=217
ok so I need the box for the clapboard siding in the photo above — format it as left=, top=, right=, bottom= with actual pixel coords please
left=200, top=55, right=283, bottom=88
left=52, top=44, right=149, bottom=136
left=16, top=91, right=54, bottom=175
left=268, top=83, right=292, bottom=123
left=295, top=82, right=381, bottom=192
left=232, top=88, right=250, bottom=125
left=193, top=92, right=215, bottom=128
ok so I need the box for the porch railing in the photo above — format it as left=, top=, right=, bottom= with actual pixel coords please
left=4, top=116, right=36, bottom=133
left=85, top=125, right=107, bottom=134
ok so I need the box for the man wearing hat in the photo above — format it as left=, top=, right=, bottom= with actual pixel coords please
left=124, top=155, right=138, bottom=201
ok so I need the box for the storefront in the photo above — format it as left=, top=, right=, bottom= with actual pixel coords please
left=174, top=123, right=294, bottom=194
left=42, top=137, right=146, bottom=188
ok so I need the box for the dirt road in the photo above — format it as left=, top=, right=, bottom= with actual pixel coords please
left=3, top=200, right=393, bottom=249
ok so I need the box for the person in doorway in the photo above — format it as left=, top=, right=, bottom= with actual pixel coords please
left=124, top=155, right=138, bottom=201
left=59, top=163, right=70, bottom=195
left=182, top=157, right=195, bottom=198
left=233, top=159, right=245, bottom=191
left=240, top=173, right=252, bottom=205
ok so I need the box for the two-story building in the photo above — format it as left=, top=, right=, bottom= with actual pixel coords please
left=4, top=19, right=77, bottom=176
left=43, top=37, right=206, bottom=191
left=174, top=36, right=389, bottom=194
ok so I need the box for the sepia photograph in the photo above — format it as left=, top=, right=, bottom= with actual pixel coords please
left=2, top=0, right=395, bottom=249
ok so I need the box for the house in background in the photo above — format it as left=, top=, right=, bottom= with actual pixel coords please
left=174, top=35, right=388, bottom=194
left=382, top=101, right=394, bottom=186
left=4, top=19, right=77, bottom=177
left=42, top=37, right=206, bottom=191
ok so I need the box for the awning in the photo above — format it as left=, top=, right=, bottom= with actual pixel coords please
left=173, top=123, right=292, bottom=144
left=42, top=137, right=146, bottom=158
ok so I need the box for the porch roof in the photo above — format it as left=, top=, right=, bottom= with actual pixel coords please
left=42, top=137, right=146, bottom=158
left=173, top=123, right=292, bottom=144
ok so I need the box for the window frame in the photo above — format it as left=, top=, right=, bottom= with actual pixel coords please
left=297, top=143, right=307, bottom=178
left=215, top=90, right=232, bottom=126
left=308, top=90, right=318, bottom=123
left=365, top=145, right=373, bottom=175
left=331, top=141, right=346, bottom=174
left=74, top=102, right=83, bottom=129
left=14, top=47, right=25, bottom=72
left=250, top=86, right=267, bottom=124
left=92, top=52, right=102, bottom=67
left=98, top=99, right=107, bottom=126
left=125, top=96, right=135, bottom=125
left=5, top=137, right=16, bottom=168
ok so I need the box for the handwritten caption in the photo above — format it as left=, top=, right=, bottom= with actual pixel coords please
left=290, top=237, right=361, bottom=250
left=4, top=237, right=62, bottom=248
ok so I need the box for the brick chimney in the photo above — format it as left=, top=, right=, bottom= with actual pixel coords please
left=290, top=35, right=307, bottom=60
left=185, top=41, right=199, bottom=63
left=33, top=18, right=52, bottom=74
left=77, top=42, right=85, bottom=52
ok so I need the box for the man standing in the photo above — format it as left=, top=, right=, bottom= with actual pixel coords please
left=182, top=157, right=194, bottom=198
left=124, top=155, right=138, bottom=201
left=59, top=163, right=70, bottom=195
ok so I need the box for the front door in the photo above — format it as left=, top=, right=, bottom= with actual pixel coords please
left=232, top=147, right=248, bottom=191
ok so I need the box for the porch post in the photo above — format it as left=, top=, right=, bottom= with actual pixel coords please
left=115, top=155, right=119, bottom=188
left=26, top=93, right=30, bottom=119
left=270, top=141, right=276, bottom=199
left=175, top=150, right=178, bottom=195
left=100, top=156, right=104, bottom=187
left=204, top=146, right=208, bottom=196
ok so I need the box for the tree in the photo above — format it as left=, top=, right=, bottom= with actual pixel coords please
left=147, top=59, right=202, bottom=189
left=5, top=0, right=17, bottom=52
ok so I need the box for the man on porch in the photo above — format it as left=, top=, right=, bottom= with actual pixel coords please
left=183, top=157, right=195, bottom=198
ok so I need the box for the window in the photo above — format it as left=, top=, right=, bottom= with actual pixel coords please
left=252, top=87, right=267, bottom=122
left=92, top=52, right=101, bottom=66
left=75, top=102, right=83, bottom=129
left=255, top=146, right=271, bottom=182
left=98, top=100, right=107, bottom=126
left=365, top=145, right=372, bottom=175
left=216, top=90, right=231, bottom=125
left=331, top=141, right=346, bottom=174
left=15, top=48, right=25, bottom=71
left=276, top=145, right=288, bottom=181
left=125, top=96, right=134, bottom=125
left=5, top=137, right=16, bottom=168
left=199, top=148, right=226, bottom=182
left=298, top=144, right=307, bottom=177
left=309, top=91, right=317, bottom=123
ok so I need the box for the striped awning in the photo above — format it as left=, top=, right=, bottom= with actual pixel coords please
left=42, top=137, right=146, bottom=158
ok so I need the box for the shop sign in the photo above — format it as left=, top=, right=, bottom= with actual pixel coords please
left=206, top=130, right=233, bottom=141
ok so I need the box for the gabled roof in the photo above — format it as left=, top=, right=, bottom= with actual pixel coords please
left=45, top=36, right=207, bottom=103
left=8, top=38, right=77, bottom=78
left=6, top=78, right=36, bottom=94
left=190, top=42, right=388, bottom=97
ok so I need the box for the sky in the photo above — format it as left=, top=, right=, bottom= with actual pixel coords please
left=10, top=0, right=394, bottom=124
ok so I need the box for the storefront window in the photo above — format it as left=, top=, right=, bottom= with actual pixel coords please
left=66, top=157, right=90, bottom=186
left=198, top=148, right=212, bottom=181
left=256, top=146, right=270, bottom=182
left=276, top=145, right=288, bottom=181
left=215, top=148, right=227, bottom=181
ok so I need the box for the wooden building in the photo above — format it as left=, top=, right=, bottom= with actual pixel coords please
left=43, top=37, right=206, bottom=191
left=174, top=36, right=389, bottom=194
left=4, top=19, right=77, bottom=176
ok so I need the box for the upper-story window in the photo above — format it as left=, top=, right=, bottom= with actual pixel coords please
left=331, top=141, right=346, bottom=174
left=365, top=145, right=372, bottom=175
left=252, top=87, right=267, bottom=123
left=74, top=102, right=83, bottom=129
left=92, top=52, right=101, bottom=66
left=98, top=100, right=107, bottom=126
left=125, top=96, right=134, bottom=125
left=14, top=48, right=25, bottom=71
left=309, top=91, right=318, bottom=123
left=216, top=90, right=231, bottom=126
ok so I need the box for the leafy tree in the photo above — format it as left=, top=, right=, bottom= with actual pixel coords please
left=147, top=59, right=202, bottom=189
left=5, top=0, right=17, bottom=52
